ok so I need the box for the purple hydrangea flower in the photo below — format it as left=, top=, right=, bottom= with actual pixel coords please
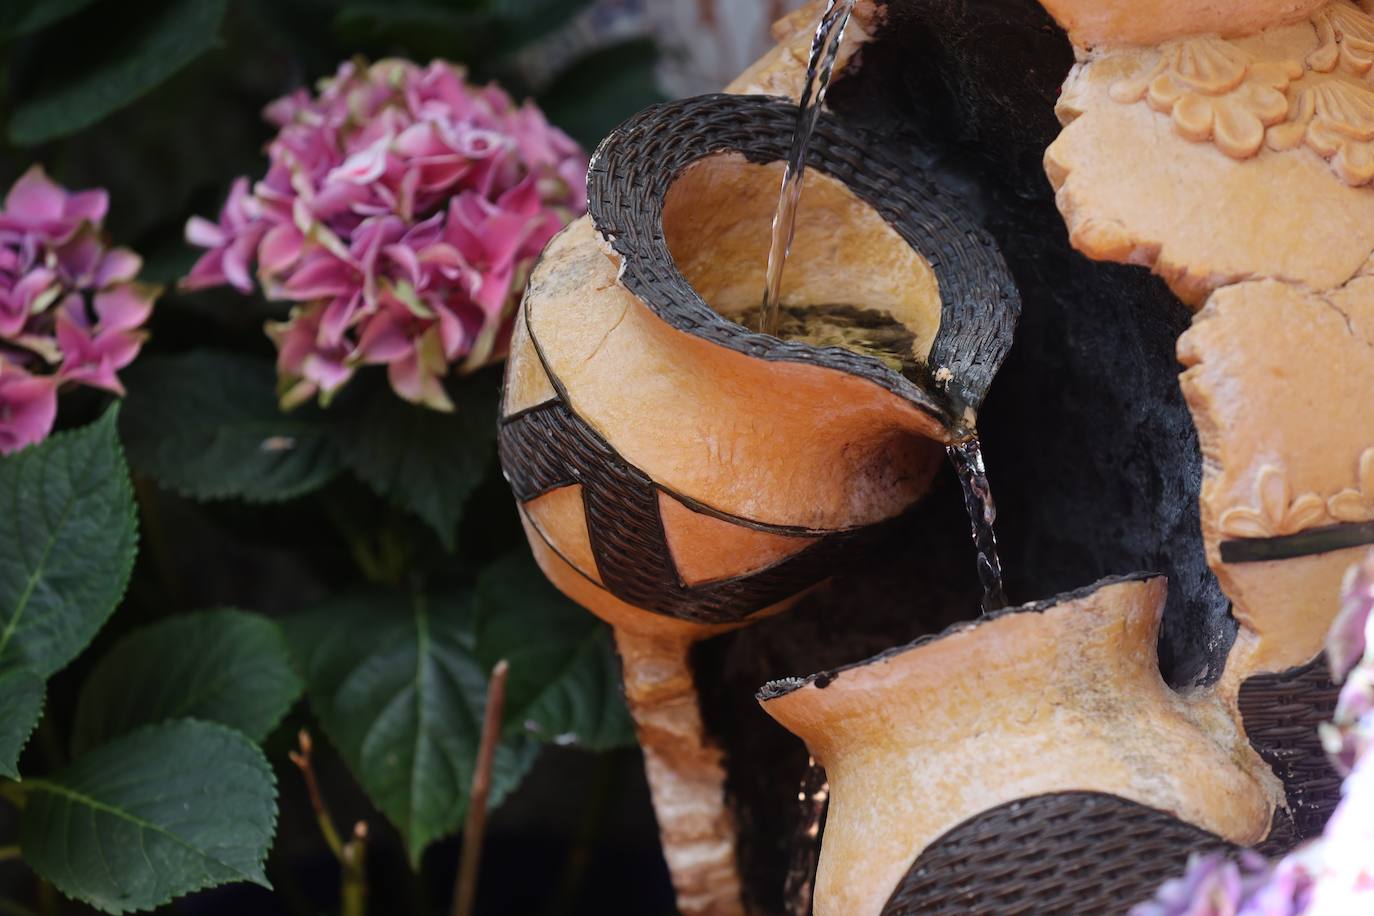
left=182, top=58, right=588, bottom=411
left=0, top=166, right=156, bottom=453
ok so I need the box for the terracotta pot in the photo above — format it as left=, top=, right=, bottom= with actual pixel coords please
left=759, top=576, right=1283, bottom=915
left=497, top=92, right=1018, bottom=912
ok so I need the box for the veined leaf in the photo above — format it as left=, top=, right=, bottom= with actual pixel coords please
left=332, top=371, right=500, bottom=550
left=21, top=720, right=277, bottom=914
left=475, top=552, right=635, bottom=751
left=72, top=609, right=304, bottom=754
left=0, top=661, right=44, bottom=779
left=285, top=588, right=537, bottom=866
left=120, top=351, right=341, bottom=503
left=0, top=407, right=137, bottom=677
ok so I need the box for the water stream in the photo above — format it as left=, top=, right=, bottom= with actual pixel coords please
left=947, top=436, right=1008, bottom=614
left=783, top=757, right=830, bottom=916
left=759, top=0, right=857, bottom=336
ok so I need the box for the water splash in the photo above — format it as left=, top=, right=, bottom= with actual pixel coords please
left=948, top=436, right=1008, bottom=614
left=759, top=0, right=857, bottom=336
left=784, top=757, right=830, bottom=916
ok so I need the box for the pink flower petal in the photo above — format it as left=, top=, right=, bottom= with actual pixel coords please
left=0, top=365, right=58, bottom=455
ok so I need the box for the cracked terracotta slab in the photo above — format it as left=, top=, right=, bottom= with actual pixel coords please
left=1179, top=276, right=1374, bottom=675
left=1044, top=4, right=1374, bottom=305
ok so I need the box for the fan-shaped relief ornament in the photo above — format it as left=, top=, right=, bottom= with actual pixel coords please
left=1109, top=37, right=1299, bottom=158
left=1328, top=448, right=1374, bottom=522
left=1268, top=76, right=1374, bottom=186
left=1220, top=465, right=1333, bottom=538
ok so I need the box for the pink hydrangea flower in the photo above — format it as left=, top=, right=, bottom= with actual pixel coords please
left=181, top=58, right=588, bottom=411
left=1133, top=550, right=1374, bottom=916
left=0, top=166, right=156, bottom=453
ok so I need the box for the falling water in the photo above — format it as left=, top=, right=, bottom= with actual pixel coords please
left=759, top=0, right=857, bottom=336
left=948, top=436, right=1008, bottom=614
left=783, top=757, right=830, bottom=916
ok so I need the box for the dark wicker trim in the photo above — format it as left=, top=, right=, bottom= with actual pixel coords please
left=498, top=396, right=902, bottom=623
left=879, top=792, right=1234, bottom=915
left=586, top=93, right=1020, bottom=422
left=1237, top=656, right=1342, bottom=843
left=1221, top=521, right=1374, bottom=563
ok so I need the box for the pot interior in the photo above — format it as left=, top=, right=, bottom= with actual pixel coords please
left=661, top=152, right=943, bottom=380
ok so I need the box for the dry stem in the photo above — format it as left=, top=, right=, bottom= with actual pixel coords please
left=451, top=659, right=510, bottom=916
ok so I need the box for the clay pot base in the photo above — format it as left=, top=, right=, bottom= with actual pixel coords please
left=759, top=575, right=1281, bottom=916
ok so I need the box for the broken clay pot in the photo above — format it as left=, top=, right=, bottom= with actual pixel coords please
left=759, top=576, right=1283, bottom=916
left=497, top=91, right=1018, bottom=912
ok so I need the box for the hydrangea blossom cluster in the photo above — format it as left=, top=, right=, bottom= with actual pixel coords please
left=182, top=58, right=587, bottom=411
left=1133, top=550, right=1374, bottom=916
left=0, top=167, right=156, bottom=454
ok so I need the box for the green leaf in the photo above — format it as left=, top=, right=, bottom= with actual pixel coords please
left=9, top=0, right=230, bottom=145
left=0, top=0, right=101, bottom=40
left=332, top=372, right=500, bottom=550
left=72, top=609, right=304, bottom=755
left=285, top=589, right=537, bottom=866
left=21, top=720, right=276, bottom=914
left=0, top=407, right=137, bottom=677
left=120, top=351, right=341, bottom=503
left=475, top=552, right=635, bottom=751
left=0, top=662, right=44, bottom=779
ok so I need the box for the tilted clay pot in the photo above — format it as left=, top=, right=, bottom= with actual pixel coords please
left=759, top=576, right=1283, bottom=915
left=497, top=92, right=1018, bottom=911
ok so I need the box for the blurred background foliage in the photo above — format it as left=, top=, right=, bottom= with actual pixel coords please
left=0, top=0, right=678, bottom=913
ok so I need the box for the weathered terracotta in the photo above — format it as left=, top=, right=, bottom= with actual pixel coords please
left=759, top=577, right=1281, bottom=916
left=1180, top=276, right=1374, bottom=680
left=1044, top=2, right=1374, bottom=305
left=1039, top=0, right=1325, bottom=50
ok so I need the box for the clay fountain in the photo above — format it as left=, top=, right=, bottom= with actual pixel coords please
left=497, top=1, right=1373, bottom=913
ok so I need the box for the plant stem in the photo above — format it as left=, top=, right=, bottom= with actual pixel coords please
left=289, top=730, right=344, bottom=858
left=451, top=659, right=509, bottom=916
left=0, top=845, right=18, bottom=861
left=340, top=822, right=368, bottom=916
left=290, top=731, right=370, bottom=916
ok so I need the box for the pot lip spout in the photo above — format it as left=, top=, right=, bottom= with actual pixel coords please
left=756, top=570, right=1161, bottom=703
left=586, top=92, right=1021, bottom=432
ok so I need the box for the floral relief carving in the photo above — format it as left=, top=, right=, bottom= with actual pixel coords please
left=1110, top=37, right=1300, bottom=158
left=1328, top=448, right=1374, bottom=522
left=1307, top=1, right=1374, bottom=75
left=1220, top=465, right=1330, bottom=538
left=1267, top=78, right=1374, bottom=184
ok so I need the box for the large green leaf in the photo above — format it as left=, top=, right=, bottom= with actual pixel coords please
left=332, top=372, right=500, bottom=550
left=0, top=407, right=137, bottom=677
left=21, top=720, right=276, bottom=914
left=475, top=553, right=635, bottom=751
left=9, top=0, right=229, bottom=145
left=0, top=661, right=44, bottom=779
left=120, top=351, right=341, bottom=503
left=72, top=609, right=304, bottom=755
left=285, top=589, right=537, bottom=866
left=0, top=0, right=101, bottom=40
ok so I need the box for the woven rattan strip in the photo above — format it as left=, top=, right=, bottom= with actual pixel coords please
left=1237, top=656, right=1342, bottom=842
left=585, top=93, right=1019, bottom=421
left=878, top=792, right=1234, bottom=915
left=498, top=397, right=890, bottom=623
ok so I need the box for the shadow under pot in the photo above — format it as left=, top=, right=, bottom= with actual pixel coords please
left=496, top=92, right=1019, bottom=912
left=759, top=575, right=1285, bottom=916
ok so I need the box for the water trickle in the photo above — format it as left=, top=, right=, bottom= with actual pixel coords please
left=784, top=757, right=830, bottom=916
left=759, top=0, right=857, bottom=336
left=948, top=436, right=1008, bottom=614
